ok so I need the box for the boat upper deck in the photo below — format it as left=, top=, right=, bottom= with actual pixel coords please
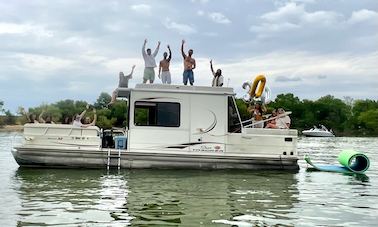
left=117, top=84, right=235, bottom=97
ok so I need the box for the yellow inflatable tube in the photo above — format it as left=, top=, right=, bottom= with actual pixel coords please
left=249, top=75, right=266, bottom=98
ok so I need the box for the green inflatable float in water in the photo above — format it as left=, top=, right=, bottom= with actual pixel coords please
left=305, top=150, right=370, bottom=174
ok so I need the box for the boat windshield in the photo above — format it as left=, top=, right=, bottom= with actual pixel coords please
left=228, top=96, right=242, bottom=133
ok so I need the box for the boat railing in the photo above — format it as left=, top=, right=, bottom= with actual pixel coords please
left=242, top=112, right=292, bottom=128
left=23, top=123, right=100, bottom=137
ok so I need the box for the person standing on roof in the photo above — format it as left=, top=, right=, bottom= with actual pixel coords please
left=181, top=40, right=196, bottom=85
left=109, top=65, right=135, bottom=105
left=158, top=45, right=172, bottom=84
left=142, top=39, right=160, bottom=84
left=210, top=59, right=224, bottom=87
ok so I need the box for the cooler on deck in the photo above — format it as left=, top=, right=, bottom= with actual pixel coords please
left=114, top=136, right=127, bottom=149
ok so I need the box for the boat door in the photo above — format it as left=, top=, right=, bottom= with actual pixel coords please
left=189, top=94, right=227, bottom=152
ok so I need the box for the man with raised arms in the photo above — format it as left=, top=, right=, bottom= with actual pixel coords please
left=210, top=59, right=224, bottom=87
left=158, top=45, right=172, bottom=84
left=181, top=40, right=196, bottom=85
left=142, top=39, right=160, bottom=84
left=109, top=65, right=135, bottom=105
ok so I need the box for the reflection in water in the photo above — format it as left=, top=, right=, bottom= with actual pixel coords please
left=14, top=168, right=131, bottom=226
left=13, top=168, right=299, bottom=226
left=126, top=170, right=299, bottom=226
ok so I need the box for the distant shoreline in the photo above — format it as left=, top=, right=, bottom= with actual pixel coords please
left=0, top=125, right=23, bottom=132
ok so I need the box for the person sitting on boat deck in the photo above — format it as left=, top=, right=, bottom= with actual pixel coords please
left=109, top=65, right=135, bottom=105
left=265, top=109, right=278, bottom=129
left=38, top=110, right=55, bottom=124
left=181, top=39, right=196, bottom=86
left=275, top=108, right=291, bottom=129
left=158, top=45, right=172, bottom=84
left=72, top=105, right=97, bottom=127
left=142, top=39, right=160, bottom=84
left=21, top=108, right=39, bottom=123
left=248, top=102, right=266, bottom=128
left=62, top=116, right=72, bottom=124
left=210, top=59, right=224, bottom=87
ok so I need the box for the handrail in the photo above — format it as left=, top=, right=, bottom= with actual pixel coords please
left=23, top=124, right=101, bottom=137
left=244, top=112, right=292, bottom=128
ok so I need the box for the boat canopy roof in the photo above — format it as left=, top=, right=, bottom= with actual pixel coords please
left=116, top=84, right=235, bottom=98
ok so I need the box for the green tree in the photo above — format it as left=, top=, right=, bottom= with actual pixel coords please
left=313, top=95, right=351, bottom=134
left=4, top=110, right=16, bottom=125
left=358, top=109, right=378, bottom=135
left=94, top=92, right=111, bottom=109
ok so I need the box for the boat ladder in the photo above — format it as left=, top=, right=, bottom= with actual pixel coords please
left=107, top=148, right=122, bottom=170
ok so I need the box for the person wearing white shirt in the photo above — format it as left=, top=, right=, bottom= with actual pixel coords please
left=142, top=39, right=160, bottom=84
left=275, top=108, right=291, bottom=129
left=210, top=59, right=224, bottom=87
left=72, top=105, right=97, bottom=128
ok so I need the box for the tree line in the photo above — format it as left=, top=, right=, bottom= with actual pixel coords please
left=1, top=93, right=377, bottom=136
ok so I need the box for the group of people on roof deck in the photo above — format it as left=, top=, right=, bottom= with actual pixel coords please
left=248, top=103, right=291, bottom=129
left=109, top=39, right=224, bottom=104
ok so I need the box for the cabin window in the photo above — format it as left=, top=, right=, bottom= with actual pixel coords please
left=134, top=102, right=180, bottom=127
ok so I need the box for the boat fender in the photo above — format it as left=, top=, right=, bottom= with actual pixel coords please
left=25, top=136, right=34, bottom=141
left=249, top=75, right=266, bottom=98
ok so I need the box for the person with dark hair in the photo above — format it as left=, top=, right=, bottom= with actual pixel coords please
left=181, top=40, right=196, bottom=85
left=39, top=110, right=55, bottom=124
left=265, top=109, right=278, bottom=129
left=21, top=108, right=39, bottom=123
left=142, top=39, right=160, bottom=84
left=248, top=102, right=266, bottom=128
left=210, top=59, right=224, bottom=87
left=158, top=45, right=172, bottom=84
left=62, top=116, right=72, bottom=124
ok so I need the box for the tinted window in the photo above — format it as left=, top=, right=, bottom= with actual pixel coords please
left=228, top=96, right=241, bottom=133
left=134, top=102, right=180, bottom=127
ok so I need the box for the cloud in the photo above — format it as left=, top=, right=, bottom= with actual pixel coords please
left=0, top=22, right=53, bottom=38
left=17, top=53, right=74, bottom=73
left=197, top=10, right=205, bottom=16
left=250, top=22, right=299, bottom=33
left=317, top=75, right=327, bottom=79
left=208, top=12, right=231, bottom=24
left=275, top=75, right=302, bottom=82
left=163, top=18, right=197, bottom=34
left=130, top=4, right=151, bottom=14
left=348, top=9, right=378, bottom=24
left=191, top=0, right=209, bottom=4
left=252, top=2, right=344, bottom=35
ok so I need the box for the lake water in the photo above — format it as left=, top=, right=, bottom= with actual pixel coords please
left=0, top=132, right=377, bottom=226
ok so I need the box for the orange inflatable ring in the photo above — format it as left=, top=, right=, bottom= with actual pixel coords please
left=249, top=75, right=266, bottom=98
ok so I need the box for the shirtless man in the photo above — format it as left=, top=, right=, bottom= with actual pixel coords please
left=181, top=40, right=196, bottom=85
left=142, top=39, right=160, bottom=84
left=158, top=45, right=172, bottom=84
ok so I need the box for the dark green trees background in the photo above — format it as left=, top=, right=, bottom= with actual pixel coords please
left=1, top=92, right=377, bottom=136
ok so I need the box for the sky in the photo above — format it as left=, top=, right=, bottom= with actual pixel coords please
left=0, top=0, right=377, bottom=112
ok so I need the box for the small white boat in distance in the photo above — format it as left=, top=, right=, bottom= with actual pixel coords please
left=302, top=125, right=335, bottom=137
